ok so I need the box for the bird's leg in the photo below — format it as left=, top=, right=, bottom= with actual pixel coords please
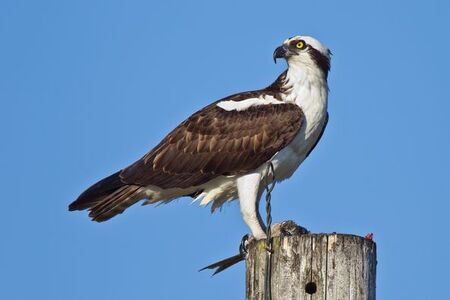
left=237, top=173, right=267, bottom=240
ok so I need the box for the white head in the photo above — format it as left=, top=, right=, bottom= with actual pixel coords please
left=273, top=35, right=331, bottom=79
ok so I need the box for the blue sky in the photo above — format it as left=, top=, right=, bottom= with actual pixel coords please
left=1, top=0, right=449, bottom=299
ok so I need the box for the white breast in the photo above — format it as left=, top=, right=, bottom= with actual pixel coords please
left=270, top=66, right=328, bottom=181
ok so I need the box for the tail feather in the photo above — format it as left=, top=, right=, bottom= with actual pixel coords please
left=69, top=171, right=124, bottom=211
left=88, top=186, right=132, bottom=214
left=69, top=171, right=144, bottom=222
left=89, top=185, right=142, bottom=222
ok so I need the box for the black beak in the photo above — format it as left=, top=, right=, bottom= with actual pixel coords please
left=273, top=46, right=287, bottom=64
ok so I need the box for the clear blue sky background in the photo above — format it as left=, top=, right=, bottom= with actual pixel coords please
left=1, top=1, right=449, bottom=299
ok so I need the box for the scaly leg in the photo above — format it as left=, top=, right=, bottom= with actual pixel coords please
left=236, top=172, right=266, bottom=240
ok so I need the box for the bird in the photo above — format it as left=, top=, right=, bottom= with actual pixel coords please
left=69, top=35, right=331, bottom=240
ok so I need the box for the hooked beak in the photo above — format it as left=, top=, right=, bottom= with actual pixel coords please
left=273, top=45, right=295, bottom=63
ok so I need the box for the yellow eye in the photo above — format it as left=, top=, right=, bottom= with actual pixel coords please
left=296, top=41, right=305, bottom=49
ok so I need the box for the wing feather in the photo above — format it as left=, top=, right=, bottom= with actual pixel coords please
left=120, top=102, right=304, bottom=189
left=69, top=72, right=296, bottom=220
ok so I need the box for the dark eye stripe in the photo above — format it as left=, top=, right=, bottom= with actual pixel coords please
left=308, top=47, right=331, bottom=79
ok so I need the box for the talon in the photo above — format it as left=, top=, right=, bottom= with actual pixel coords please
left=239, top=234, right=251, bottom=257
left=280, top=226, right=292, bottom=237
left=280, top=220, right=309, bottom=236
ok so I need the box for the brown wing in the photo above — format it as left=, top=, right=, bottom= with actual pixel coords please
left=120, top=102, right=304, bottom=189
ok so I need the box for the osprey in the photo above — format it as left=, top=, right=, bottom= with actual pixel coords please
left=69, top=35, right=331, bottom=240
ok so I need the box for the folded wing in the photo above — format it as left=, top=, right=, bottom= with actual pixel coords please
left=69, top=100, right=304, bottom=221
left=121, top=102, right=304, bottom=189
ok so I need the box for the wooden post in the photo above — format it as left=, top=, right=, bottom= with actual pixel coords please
left=245, top=224, right=377, bottom=300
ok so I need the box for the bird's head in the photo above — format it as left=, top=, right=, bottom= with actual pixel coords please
left=273, top=35, right=331, bottom=78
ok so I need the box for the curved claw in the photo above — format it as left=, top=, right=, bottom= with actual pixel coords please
left=279, top=220, right=309, bottom=237
left=239, top=234, right=251, bottom=256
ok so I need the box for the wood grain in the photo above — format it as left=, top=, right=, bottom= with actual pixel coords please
left=246, top=229, right=376, bottom=300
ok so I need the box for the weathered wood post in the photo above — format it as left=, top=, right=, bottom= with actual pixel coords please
left=246, top=223, right=377, bottom=300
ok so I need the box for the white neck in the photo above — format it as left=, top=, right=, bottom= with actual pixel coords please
left=282, top=62, right=328, bottom=136
left=284, top=62, right=328, bottom=104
